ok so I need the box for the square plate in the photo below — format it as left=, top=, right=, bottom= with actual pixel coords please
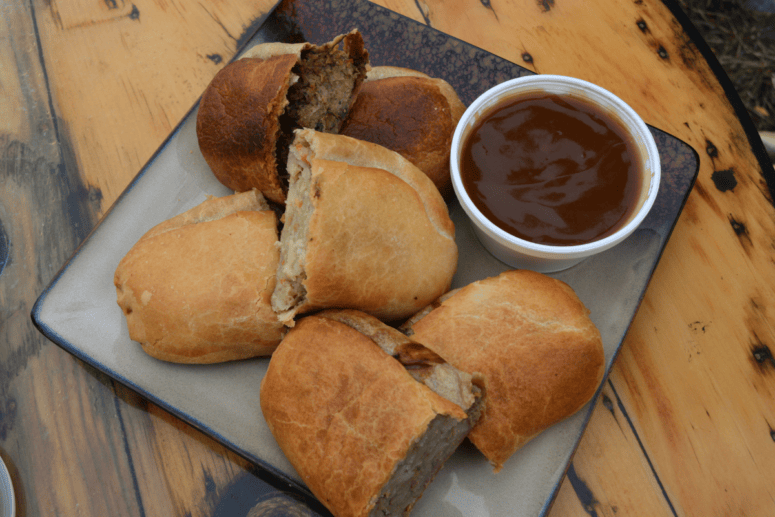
left=33, top=0, right=699, bottom=515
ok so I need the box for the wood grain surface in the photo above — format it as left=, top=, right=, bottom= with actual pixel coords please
left=1, top=0, right=774, bottom=515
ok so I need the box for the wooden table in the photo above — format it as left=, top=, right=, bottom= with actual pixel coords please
left=2, top=0, right=774, bottom=515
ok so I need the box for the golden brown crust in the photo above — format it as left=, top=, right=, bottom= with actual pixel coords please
left=302, top=159, right=457, bottom=320
left=363, top=66, right=428, bottom=81
left=240, top=41, right=309, bottom=61
left=401, top=270, right=606, bottom=471
left=240, top=30, right=361, bottom=63
left=196, top=31, right=369, bottom=204
left=143, top=189, right=271, bottom=239
left=316, top=309, right=482, bottom=411
left=260, top=315, right=468, bottom=517
left=294, top=129, right=455, bottom=240
left=340, top=67, right=466, bottom=198
left=274, top=130, right=457, bottom=324
left=196, top=54, right=296, bottom=203
left=114, top=192, right=285, bottom=363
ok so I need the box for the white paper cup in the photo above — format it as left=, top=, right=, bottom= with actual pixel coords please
left=450, top=75, right=661, bottom=272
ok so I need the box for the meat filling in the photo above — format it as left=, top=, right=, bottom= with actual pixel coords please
left=275, top=47, right=361, bottom=191
left=271, top=142, right=313, bottom=321
left=370, top=396, right=484, bottom=516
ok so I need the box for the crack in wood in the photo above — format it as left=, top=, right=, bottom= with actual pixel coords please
left=606, top=380, right=679, bottom=516
left=567, top=462, right=600, bottom=516
left=751, top=339, right=775, bottom=370
left=705, top=138, right=718, bottom=159
left=414, top=0, right=432, bottom=26
left=480, top=0, right=499, bottom=20
left=538, top=0, right=554, bottom=12
left=112, top=393, right=148, bottom=517
left=601, top=392, right=615, bottom=415
left=203, top=7, right=237, bottom=42
left=728, top=215, right=748, bottom=237
left=49, top=0, right=135, bottom=29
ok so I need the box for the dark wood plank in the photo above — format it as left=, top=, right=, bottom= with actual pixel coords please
left=1, top=0, right=279, bottom=515
left=0, top=1, right=140, bottom=514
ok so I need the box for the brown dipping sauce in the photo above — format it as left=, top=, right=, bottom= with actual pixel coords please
left=460, top=93, right=642, bottom=246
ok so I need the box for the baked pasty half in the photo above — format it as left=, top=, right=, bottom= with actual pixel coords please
left=271, top=129, right=458, bottom=325
left=114, top=190, right=285, bottom=363
left=401, top=269, right=605, bottom=472
left=260, top=311, right=483, bottom=517
left=340, top=66, right=466, bottom=198
left=196, top=31, right=369, bottom=204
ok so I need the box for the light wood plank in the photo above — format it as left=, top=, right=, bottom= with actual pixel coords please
left=32, top=0, right=279, bottom=207
left=552, top=384, right=675, bottom=517
left=370, top=0, right=775, bottom=515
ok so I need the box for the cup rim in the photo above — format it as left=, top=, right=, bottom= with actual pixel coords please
left=450, top=74, right=661, bottom=258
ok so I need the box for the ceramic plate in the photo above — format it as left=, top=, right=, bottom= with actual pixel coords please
left=32, top=0, right=699, bottom=515
left=0, top=456, right=14, bottom=517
